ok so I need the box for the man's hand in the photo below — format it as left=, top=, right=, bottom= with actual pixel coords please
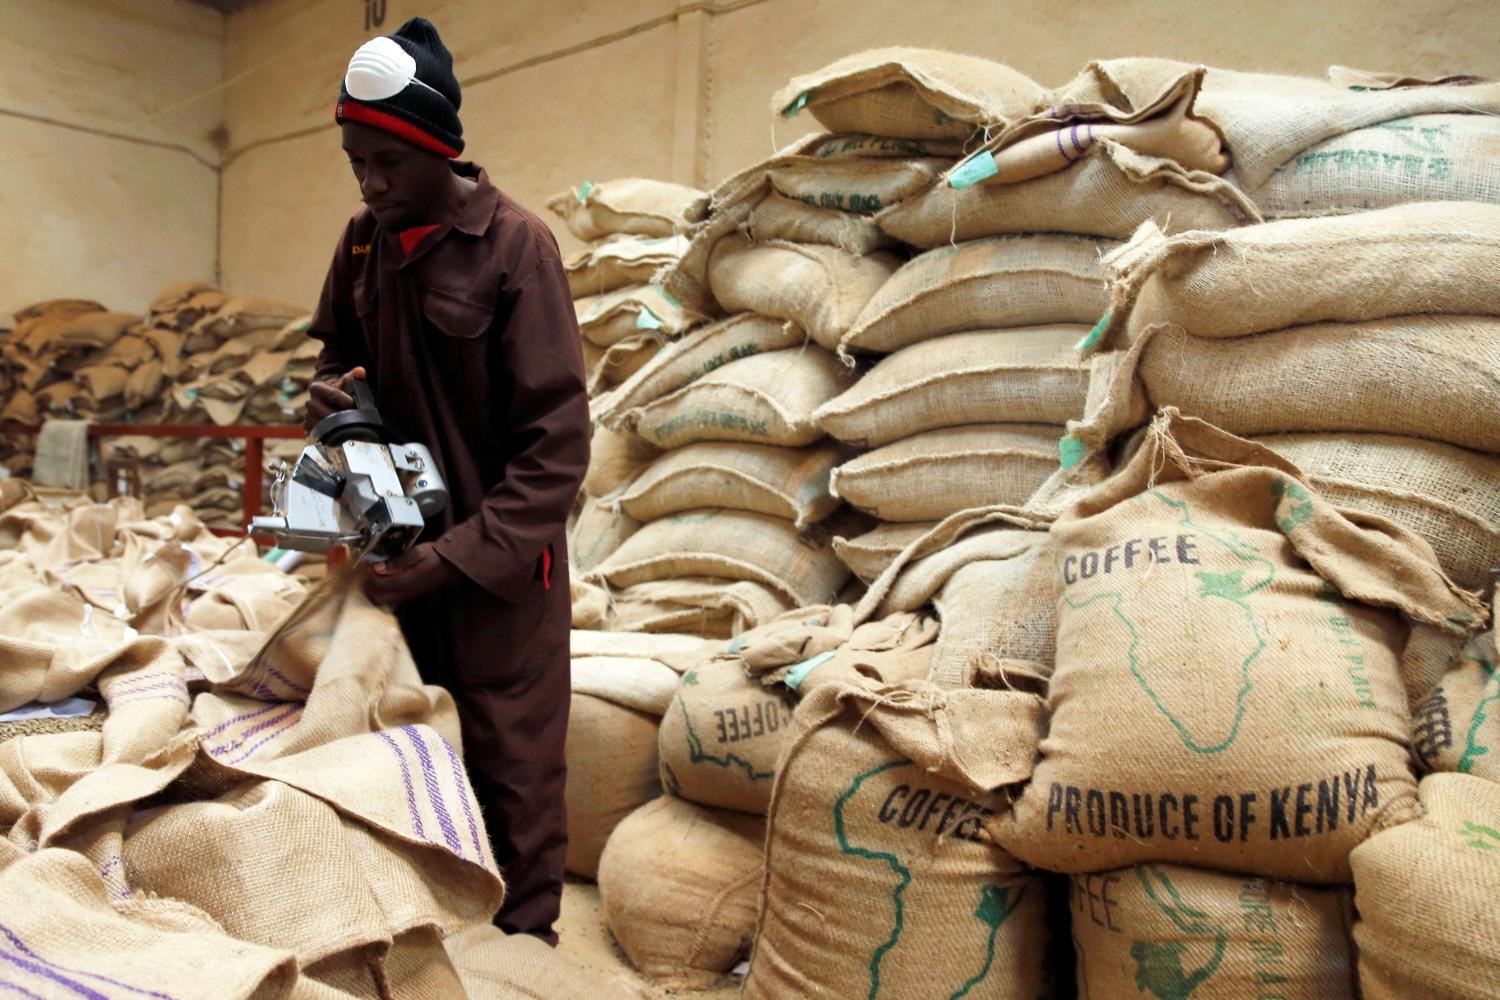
left=365, top=542, right=463, bottom=607
left=304, top=366, right=369, bottom=432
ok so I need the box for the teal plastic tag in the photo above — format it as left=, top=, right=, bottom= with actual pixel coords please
left=728, top=635, right=748, bottom=654
left=185, top=388, right=199, bottom=401
left=263, top=547, right=286, bottom=563
left=781, top=91, right=810, bottom=119
left=785, top=651, right=836, bottom=690
left=656, top=284, right=681, bottom=309
left=576, top=180, right=594, bottom=204
left=1076, top=312, right=1111, bottom=352
left=635, top=308, right=663, bottom=331
left=1059, top=436, right=1086, bottom=469
left=948, top=150, right=998, bottom=189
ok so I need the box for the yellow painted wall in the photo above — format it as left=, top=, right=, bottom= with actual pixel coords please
left=211, top=0, right=1499, bottom=305
left=0, top=0, right=223, bottom=315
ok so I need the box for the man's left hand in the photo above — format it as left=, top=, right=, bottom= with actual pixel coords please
left=365, top=543, right=463, bottom=607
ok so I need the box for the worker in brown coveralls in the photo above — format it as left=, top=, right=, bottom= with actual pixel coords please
left=303, top=17, right=589, bottom=944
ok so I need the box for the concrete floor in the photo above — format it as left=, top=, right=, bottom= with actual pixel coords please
left=557, top=880, right=742, bottom=999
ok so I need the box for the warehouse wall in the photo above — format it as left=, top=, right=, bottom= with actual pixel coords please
left=217, top=0, right=1500, bottom=307
left=0, top=0, right=223, bottom=316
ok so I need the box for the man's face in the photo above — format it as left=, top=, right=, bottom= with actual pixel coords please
left=341, top=121, right=451, bottom=228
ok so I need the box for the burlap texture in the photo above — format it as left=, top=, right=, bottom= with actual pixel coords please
left=831, top=423, right=1063, bottom=522
left=834, top=520, right=938, bottom=583
left=999, top=411, right=1486, bottom=882
left=933, top=554, right=1057, bottom=690
left=746, top=190, right=897, bottom=255
left=583, top=423, right=662, bottom=499
left=565, top=234, right=690, bottom=298
left=588, top=508, right=852, bottom=608
left=841, top=236, right=1112, bottom=356
left=1412, top=612, right=1499, bottom=783
left=613, top=440, right=841, bottom=527
left=878, top=525, right=1042, bottom=616
left=768, top=152, right=952, bottom=213
left=876, top=141, right=1259, bottom=247
left=1350, top=773, right=1500, bottom=1000
left=771, top=47, right=1044, bottom=140
left=745, top=679, right=1049, bottom=1000
left=445, top=924, right=639, bottom=999
left=546, top=178, right=706, bottom=242
left=574, top=283, right=690, bottom=347
left=597, top=794, right=763, bottom=986
left=1258, top=433, right=1500, bottom=590
left=706, top=234, right=900, bottom=351
left=586, top=332, right=663, bottom=396
left=595, top=313, right=806, bottom=428
left=631, top=345, right=854, bottom=449
left=570, top=495, right=640, bottom=574
left=818, top=326, right=1095, bottom=447
left=1071, top=863, right=1356, bottom=999
left=564, top=692, right=661, bottom=878
left=656, top=656, right=793, bottom=815
left=568, top=653, right=685, bottom=716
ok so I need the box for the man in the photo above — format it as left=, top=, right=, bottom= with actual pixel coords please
left=305, top=16, right=589, bottom=944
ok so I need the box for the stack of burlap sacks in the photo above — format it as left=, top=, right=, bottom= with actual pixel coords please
left=0, top=283, right=315, bottom=529
left=561, top=49, right=1500, bottom=999
left=0, top=481, right=635, bottom=998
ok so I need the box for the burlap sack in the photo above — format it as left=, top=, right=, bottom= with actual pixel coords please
left=604, top=578, right=793, bottom=638
left=876, top=524, right=1043, bottom=615
left=768, top=152, right=952, bottom=214
left=565, top=234, right=690, bottom=298
left=597, top=794, right=763, bottom=986
left=747, top=190, right=897, bottom=255
left=583, top=424, right=661, bottom=498
left=613, top=440, right=841, bottom=527
left=1094, top=201, right=1500, bottom=349
left=587, top=332, right=664, bottom=395
left=831, top=423, right=1063, bottom=522
left=834, top=520, right=937, bottom=583
left=999, top=411, right=1486, bottom=881
left=1249, top=113, right=1500, bottom=218
left=876, top=141, right=1259, bottom=247
left=564, top=692, right=661, bottom=878
left=570, top=495, right=640, bottom=574
left=574, top=283, right=689, bottom=347
left=933, top=554, right=1057, bottom=690
left=706, top=235, right=900, bottom=351
left=1350, top=773, right=1500, bottom=1000
left=445, top=924, right=638, bottom=999
left=656, top=655, right=794, bottom=814
left=589, top=508, right=852, bottom=608
left=1129, top=317, right=1500, bottom=453
left=547, top=178, right=706, bottom=242
left=1412, top=614, right=1498, bottom=782
left=771, top=47, right=1044, bottom=140
left=818, top=326, right=1094, bottom=447
left=1258, top=433, right=1500, bottom=591
left=841, top=236, right=1112, bottom=356
left=745, top=679, right=1050, bottom=1000
left=1071, top=863, right=1357, bottom=999
left=631, top=345, right=854, bottom=449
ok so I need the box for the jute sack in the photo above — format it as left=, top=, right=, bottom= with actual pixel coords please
left=1258, top=433, right=1500, bottom=591
left=564, top=691, right=662, bottom=878
left=877, top=524, right=1043, bottom=616
left=605, top=578, right=793, bottom=638
left=876, top=141, right=1260, bottom=248
left=817, top=326, right=1096, bottom=448
left=1350, top=773, right=1500, bottom=1000
left=631, top=345, right=854, bottom=449
left=771, top=47, right=1044, bottom=140
left=840, top=236, right=1112, bottom=356
left=589, top=508, right=852, bottom=608
left=547, top=178, right=706, bottom=242
left=657, top=655, right=793, bottom=814
left=565, top=234, right=690, bottom=298
left=596, top=313, right=805, bottom=427
left=744, top=679, right=1050, bottom=1000
left=445, top=924, right=638, bottom=999
left=597, top=794, right=763, bottom=986
left=583, top=423, right=661, bottom=498
left=933, top=553, right=1057, bottom=689
left=574, top=283, right=689, bottom=347
left=998, top=410, right=1487, bottom=882
left=1412, top=614, right=1499, bottom=783
left=612, top=440, right=841, bottom=527
left=301, top=925, right=466, bottom=997
left=586, top=332, right=663, bottom=396
left=768, top=151, right=952, bottom=214
left=706, top=234, right=901, bottom=351
left=570, top=495, right=640, bottom=574
left=831, top=423, right=1063, bottom=522
left=1129, top=317, right=1500, bottom=453
left=1071, top=863, right=1357, bottom=1000
left=834, top=520, right=937, bottom=583
left=1248, top=113, right=1500, bottom=219
left=747, top=190, right=897, bottom=255
left=1093, top=201, right=1500, bottom=349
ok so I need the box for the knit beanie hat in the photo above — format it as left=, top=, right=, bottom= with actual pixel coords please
left=336, top=17, right=464, bottom=158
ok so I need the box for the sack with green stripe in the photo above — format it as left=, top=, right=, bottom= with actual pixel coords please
left=1412, top=601, right=1499, bottom=783
left=743, top=677, right=1050, bottom=1000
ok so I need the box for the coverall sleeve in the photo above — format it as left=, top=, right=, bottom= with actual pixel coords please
left=431, top=237, right=591, bottom=601
left=307, top=220, right=371, bottom=384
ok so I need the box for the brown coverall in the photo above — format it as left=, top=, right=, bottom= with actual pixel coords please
left=308, top=163, right=589, bottom=942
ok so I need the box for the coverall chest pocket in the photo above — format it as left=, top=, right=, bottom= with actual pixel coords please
left=421, top=286, right=495, bottom=428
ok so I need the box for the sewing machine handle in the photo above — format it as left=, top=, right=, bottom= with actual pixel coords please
left=348, top=378, right=377, bottom=412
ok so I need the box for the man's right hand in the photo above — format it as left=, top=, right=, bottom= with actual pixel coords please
left=304, top=366, right=368, bottom=433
